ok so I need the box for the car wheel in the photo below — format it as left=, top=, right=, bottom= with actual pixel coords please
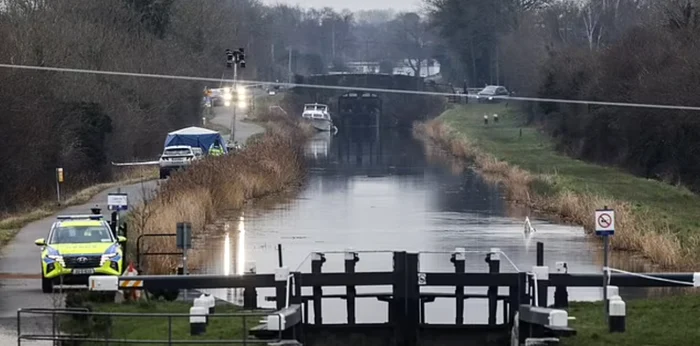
left=159, top=169, right=168, bottom=179
left=41, top=276, right=53, bottom=294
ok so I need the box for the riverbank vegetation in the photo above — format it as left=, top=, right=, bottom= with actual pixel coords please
left=415, top=104, right=700, bottom=269
left=128, top=113, right=311, bottom=274
left=427, top=1, right=700, bottom=192
left=563, top=294, right=700, bottom=345
left=0, top=0, right=420, bottom=215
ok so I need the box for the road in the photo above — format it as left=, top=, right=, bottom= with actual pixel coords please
left=0, top=102, right=264, bottom=344
left=208, top=90, right=265, bottom=145
left=0, top=180, right=157, bottom=344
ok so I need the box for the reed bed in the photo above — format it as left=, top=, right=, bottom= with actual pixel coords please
left=129, top=115, right=310, bottom=274
left=414, top=120, right=693, bottom=269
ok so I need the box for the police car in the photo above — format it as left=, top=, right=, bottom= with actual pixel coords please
left=34, top=214, right=126, bottom=293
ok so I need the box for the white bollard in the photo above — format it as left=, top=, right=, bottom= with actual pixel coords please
left=606, top=285, right=619, bottom=298
left=189, top=306, right=207, bottom=336
left=202, top=293, right=216, bottom=314
left=193, top=296, right=210, bottom=324
left=608, top=295, right=626, bottom=333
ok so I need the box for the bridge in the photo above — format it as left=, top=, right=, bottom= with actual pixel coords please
left=291, top=73, right=453, bottom=128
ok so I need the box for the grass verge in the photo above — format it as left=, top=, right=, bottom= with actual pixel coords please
left=414, top=104, right=700, bottom=269
left=129, top=112, right=312, bottom=274
left=562, top=295, right=700, bottom=345
left=0, top=166, right=157, bottom=249
left=61, top=299, right=260, bottom=343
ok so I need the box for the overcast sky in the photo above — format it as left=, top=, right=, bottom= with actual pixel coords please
left=260, top=0, right=422, bottom=12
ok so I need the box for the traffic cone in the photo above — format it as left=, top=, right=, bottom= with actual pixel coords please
left=123, top=261, right=141, bottom=301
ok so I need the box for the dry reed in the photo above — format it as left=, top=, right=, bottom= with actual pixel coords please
left=414, top=120, right=691, bottom=270
left=129, top=114, right=310, bottom=274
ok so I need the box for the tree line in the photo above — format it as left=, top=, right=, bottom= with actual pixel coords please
left=0, top=0, right=423, bottom=212
left=427, top=0, right=700, bottom=190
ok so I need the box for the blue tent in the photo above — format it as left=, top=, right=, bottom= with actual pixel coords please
left=164, top=126, right=228, bottom=154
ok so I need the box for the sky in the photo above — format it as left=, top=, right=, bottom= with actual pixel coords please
left=260, top=0, right=422, bottom=12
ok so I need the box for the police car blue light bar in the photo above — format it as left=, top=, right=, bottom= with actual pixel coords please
left=56, top=215, right=104, bottom=220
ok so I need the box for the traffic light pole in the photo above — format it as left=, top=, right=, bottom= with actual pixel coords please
left=230, top=63, right=238, bottom=143
left=225, top=48, right=245, bottom=147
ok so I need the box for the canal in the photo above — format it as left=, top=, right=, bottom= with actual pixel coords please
left=200, top=127, right=671, bottom=323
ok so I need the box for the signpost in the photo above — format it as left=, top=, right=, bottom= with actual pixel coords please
left=595, top=207, right=615, bottom=315
left=55, top=168, right=64, bottom=204
left=176, top=222, right=193, bottom=274
left=107, top=193, right=129, bottom=211
left=177, top=222, right=193, bottom=299
left=108, top=191, right=129, bottom=236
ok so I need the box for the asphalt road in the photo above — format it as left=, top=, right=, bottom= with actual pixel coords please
left=0, top=180, right=158, bottom=343
left=0, top=100, right=264, bottom=343
left=209, top=90, right=265, bottom=144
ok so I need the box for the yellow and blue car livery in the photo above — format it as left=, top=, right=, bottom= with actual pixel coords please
left=36, top=215, right=126, bottom=293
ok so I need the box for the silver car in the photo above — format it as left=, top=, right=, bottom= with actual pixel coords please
left=158, top=146, right=198, bottom=179
left=476, top=85, right=509, bottom=103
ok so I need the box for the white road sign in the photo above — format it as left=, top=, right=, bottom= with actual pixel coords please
left=595, top=209, right=615, bottom=236
left=108, top=193, right=128, bottom=211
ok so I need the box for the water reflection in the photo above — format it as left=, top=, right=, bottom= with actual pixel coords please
left=201, top=127, right=678, bottom=322
left=236, top=215, right=246, bottom=276
left=304, top=132, right=332, bottom=160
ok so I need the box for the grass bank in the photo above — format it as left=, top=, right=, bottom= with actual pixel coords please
left=61, top=299, right=259, bottom=343
left=414, top=104, right=700, bottom=269
left=562, top=294, right=700, bottom=345
left=129, top=112, right=312, bottom=274
left=0, top=166, right=157, bottom=249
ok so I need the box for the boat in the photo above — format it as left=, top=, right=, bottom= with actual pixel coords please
left=301, top=103, right=334, bottom=131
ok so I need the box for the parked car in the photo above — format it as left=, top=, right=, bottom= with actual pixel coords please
left=476, top=85, right=509, bottom=103
left=36, top=214, right=126, bottom=293
left=159, top=145, right=200, bottom=179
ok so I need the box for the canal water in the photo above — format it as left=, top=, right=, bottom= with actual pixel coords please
left=200, top=127, right=675, bottom=324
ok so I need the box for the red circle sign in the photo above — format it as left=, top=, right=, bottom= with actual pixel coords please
left=597, top=213, right=612, bottom=228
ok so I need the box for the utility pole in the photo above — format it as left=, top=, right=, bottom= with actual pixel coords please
left=271, top=43, right=275, bottom=80
left=288, top=47, right=292, bottom=84
left=332, top=21, right=336, bottom=59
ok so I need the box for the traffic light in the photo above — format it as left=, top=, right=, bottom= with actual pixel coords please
left=237, top=48, right=245, bottom=68
left=225, top=48, right=246, bottom=69
left=226, top=49, right=234, bottom=68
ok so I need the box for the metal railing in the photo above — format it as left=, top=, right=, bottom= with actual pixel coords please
left=17, top=307, right=283, bottom=345
left=135, top=233, right=180, bottom=270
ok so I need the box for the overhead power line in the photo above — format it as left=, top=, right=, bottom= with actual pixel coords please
left=1, top=63, right=700, bottom=112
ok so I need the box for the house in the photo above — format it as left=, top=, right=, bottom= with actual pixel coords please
left=392, top=59, right=441, bottom=78
left=345, top=61, right=381, bottom=74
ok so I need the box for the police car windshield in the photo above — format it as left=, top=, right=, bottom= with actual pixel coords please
left=50, top=226, right=114, bottom=244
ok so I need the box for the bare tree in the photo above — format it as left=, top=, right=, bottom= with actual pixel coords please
left=390, top=12, right=434, bottom=77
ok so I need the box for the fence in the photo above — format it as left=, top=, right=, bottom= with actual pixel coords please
left=17, top=307, right=281, bottom=345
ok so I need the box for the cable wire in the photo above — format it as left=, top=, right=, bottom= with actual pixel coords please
left=2, top=63, right=700, bottom=112
left=603, top=266, right=695, bottom=287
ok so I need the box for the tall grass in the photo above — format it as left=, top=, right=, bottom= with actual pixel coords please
left=129, top=114, right=311, bottom=274
left=414, top=120, right=693, bottom=269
